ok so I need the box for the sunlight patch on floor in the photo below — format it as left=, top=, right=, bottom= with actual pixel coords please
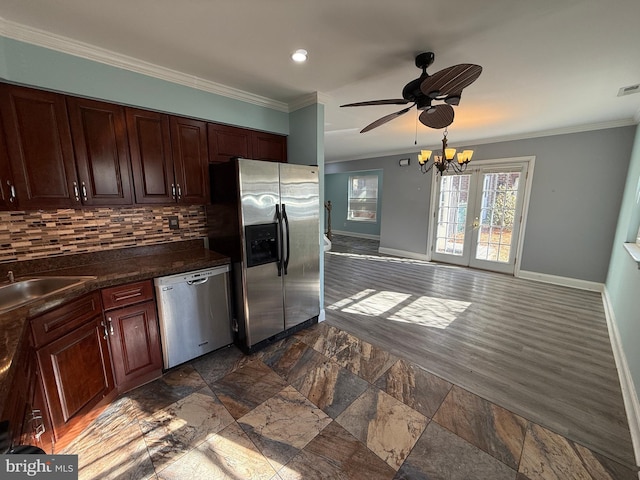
left=328, top=289, right=471, bottom=329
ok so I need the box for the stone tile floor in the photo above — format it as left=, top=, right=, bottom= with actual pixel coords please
left=62, top=322, right=637, bottom=480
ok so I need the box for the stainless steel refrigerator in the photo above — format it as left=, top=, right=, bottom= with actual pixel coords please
left=207, top=158, right=320, bottom=352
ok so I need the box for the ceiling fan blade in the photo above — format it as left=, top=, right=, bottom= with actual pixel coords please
left=360, top=106, right=413, bottom=133
left=341, top=99, right=412, bottom=107
left=420, top=64, right=482, bottom=99
left=419, top=104, right=455, bottom=129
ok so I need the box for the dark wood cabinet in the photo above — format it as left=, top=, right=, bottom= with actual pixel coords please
left=170, top=116, right=209, bottom=204
left=0, top=81, right=284, bottom=209
left=208, top=123, right=287, bottom=164
left=0, top=113, right=17, bottom=209
left=207, top=123, right=252, bottom=163
left=101, top=280, right=163, bottom=392
left=127, top=108, right=208, bottom=204
left=252, top=130, right=287, bottom=163
left=126, top=108, right=174, bottom=204
left=34, top=292, right=116, bottom=442
left=1, top=331, right=54, bottom=454
left=0, top=83, right=79, bottom=209
left=67, top=97, right=133, bottom=206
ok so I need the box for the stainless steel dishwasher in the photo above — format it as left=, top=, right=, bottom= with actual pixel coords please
left=154, top=265, right=233, bottom=369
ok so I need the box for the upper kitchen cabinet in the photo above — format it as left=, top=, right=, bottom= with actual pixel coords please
left=0, top=83, right=78, bottom=209
left=170, top=116, right=209, bottom=204
left=0, top=114, right=17, bottom=209
left=252, top=130, right=287, bottom=163
left=126, top=108, right=208, bottom=204
left=208, top=123, right=287, bottom=164
left=66, top=97, right=133, bottom=206
left=207, top=123, right=252, bottom=163
left=126, top=108, right=174, bottom=204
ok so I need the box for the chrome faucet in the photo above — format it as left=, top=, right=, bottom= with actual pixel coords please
left=7, top=271, right=14, bottom=283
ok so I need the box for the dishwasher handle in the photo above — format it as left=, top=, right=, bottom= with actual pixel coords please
left=187, top=277, right=209, bottom=286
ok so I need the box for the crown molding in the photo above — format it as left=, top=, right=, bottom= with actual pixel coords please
left=288, top=92, right=331, bottom=112
left=327, top=118, right=639, bottom=163
left=0, top=17, right=290, bottom=112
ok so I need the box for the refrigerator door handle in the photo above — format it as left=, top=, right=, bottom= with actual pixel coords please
left=283, top=203, right=291, bottom=275
left=276, top=204, right=283, bottom=276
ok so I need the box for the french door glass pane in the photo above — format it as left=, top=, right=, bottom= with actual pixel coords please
left=435, top=175, right=470, bottom=256
left=475, top=172, right=520, bottom=263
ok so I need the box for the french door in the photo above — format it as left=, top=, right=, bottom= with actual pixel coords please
left=430, top=161, right=530, bottom=274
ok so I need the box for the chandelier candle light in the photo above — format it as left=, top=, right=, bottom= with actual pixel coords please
left=418, top=128, right=473, bottom=175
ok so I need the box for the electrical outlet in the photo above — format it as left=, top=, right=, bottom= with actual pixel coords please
left=168, top=216, right=179, bottom=230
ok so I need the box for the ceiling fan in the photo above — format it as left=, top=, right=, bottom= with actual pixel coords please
left=341, top=52, right=482, bottom=133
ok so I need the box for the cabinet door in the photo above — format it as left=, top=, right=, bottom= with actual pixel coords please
left=207, top=123, right=252, bottom=163
left=28, top=367, right=55, bottom=453
left=252, top=131, right=287, bottom=163
left=170, top=116, right=209, bottom=204
left=0, top=113, right=17, bottom=209
left=67, top=97, right=133, bottom=206
left=0, top=83, right=79, bottom=209
left=37, top=316, right=115, bottom=441
left=107, top=301, right=162, bottom=391
left=126, top=107, right=174, bottom=204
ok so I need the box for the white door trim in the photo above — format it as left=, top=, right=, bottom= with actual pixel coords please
left=426, top=155, right=536, bottom=275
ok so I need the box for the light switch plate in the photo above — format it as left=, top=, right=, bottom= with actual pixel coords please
left=168, top=216, right=179, bottom=230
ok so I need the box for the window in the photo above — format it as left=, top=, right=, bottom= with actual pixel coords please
left=348, top=175, right=378, bottom=221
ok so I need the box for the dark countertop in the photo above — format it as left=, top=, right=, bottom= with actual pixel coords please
left=0, top=240, right=230, bottom=417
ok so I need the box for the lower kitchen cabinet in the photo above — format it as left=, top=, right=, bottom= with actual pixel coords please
left=101, top=280, right=163, bottom=392
left=1, top=332, right=54, bottom=454
left=33, top=292, right=116, bottom=443
left=105, top=301, right=162, bottom=391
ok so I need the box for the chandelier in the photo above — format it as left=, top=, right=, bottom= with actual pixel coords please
left=417, top=128, right=474, bottom=175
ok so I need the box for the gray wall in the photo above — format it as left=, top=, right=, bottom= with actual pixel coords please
left=325, top=169, right=383, bottom=237
left=606, top=125, right=640, bottom=394
left=326, top=125, right=636, bottom=282
left=326, top=155, right=431, bottom=254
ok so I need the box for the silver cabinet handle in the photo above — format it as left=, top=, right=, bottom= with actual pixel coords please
left=177, top=184, right=182, bottom=200
left=7, top=181, right=16, bottom=203
left=29, top=409, right=42, bottom=422
left=30, top=409, right=45, bottom=441
left=73, top=182, right=80, bottom=202
left=171, top=183, right=176, bottom=200
left=34, top=422, right=46, bottom=441
left=107, top=317, right=114, bottom=336
left=81, top=182, right=88, bottom=202
left=101, top=320, right=109, bottom=340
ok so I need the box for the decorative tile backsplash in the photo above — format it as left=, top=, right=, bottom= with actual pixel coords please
left=0, top=205, right=207, bottom=264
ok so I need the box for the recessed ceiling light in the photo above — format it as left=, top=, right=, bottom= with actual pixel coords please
left=291, top=49, right=308, bottom=63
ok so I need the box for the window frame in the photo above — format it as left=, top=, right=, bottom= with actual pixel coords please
left=347, top=174, right=379, bottom=223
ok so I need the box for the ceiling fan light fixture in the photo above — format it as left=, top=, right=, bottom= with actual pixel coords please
left=418, top=150, right=432, bottom=165
left=445, top=95, right=461, bottom=105
left=339, top=52, right=481, bottom=133
left=291, top=49, right=308, bottom=62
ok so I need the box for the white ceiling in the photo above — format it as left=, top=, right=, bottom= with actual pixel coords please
left=1, top=0, right=640, bottom=162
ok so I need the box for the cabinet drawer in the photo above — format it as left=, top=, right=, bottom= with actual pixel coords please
left=31, top=292, right=102, bottom=348
left=101, top=280, right=154, bottom=311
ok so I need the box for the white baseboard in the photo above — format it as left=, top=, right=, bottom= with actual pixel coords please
left=517, top=270, right=604, bottom=292
left=378, top=247, right=429, bottom=261
left=330, top=230, right=380, bottom=240
left=602, top=288, right=640, bottom=468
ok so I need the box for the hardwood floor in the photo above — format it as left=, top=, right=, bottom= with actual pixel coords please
left=323, top=235, right=636, bottom=468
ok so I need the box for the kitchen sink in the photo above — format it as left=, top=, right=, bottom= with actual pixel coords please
left=0, top=276, right=97, bottom=314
